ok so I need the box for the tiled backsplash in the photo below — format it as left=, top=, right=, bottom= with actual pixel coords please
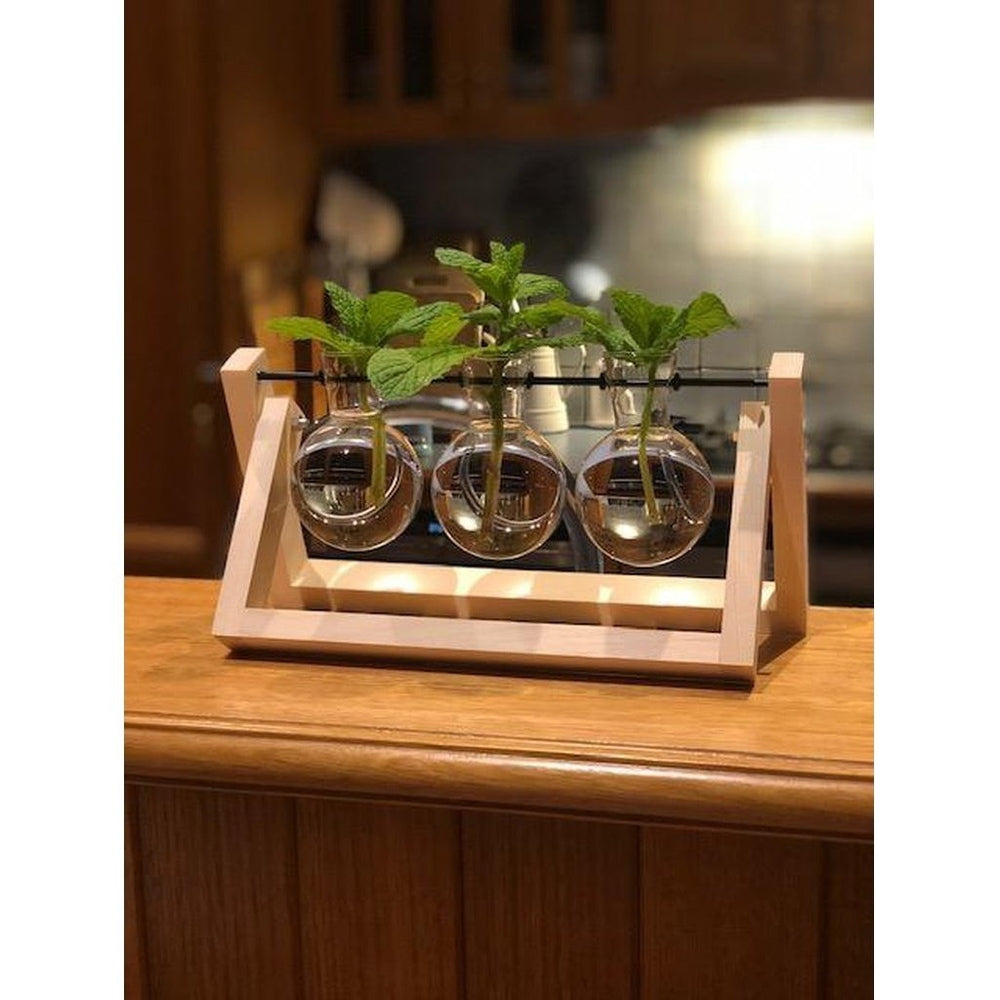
left=346, top=100, right=874, bottom=464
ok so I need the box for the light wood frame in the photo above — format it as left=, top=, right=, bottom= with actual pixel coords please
left=213, top=348, right=808, bottom=686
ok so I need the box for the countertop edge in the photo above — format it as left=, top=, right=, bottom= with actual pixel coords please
left=124, top=719, right=873, bottom=840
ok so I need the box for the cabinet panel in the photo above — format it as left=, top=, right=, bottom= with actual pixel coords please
left=319, top=0, right=467, bottom=143
left=629, top=0, right=812, bottom=119
left=824, top=841, right=874, bottom=999
left=134, top=786, right=300, bottom=1000
left=462, top=812, right=638, bottom=1000
left=296, top=799, right=463, bottom=1000
left=641, top=826, right=824, bottom=999
left=815, top=0, right=874, bottom=97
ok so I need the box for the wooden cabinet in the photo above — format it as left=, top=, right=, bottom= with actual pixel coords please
left=125, top=0, right=324, bottom=577
left=317, top=0, right=873, bottom=146
left=125, top=578, right=874, bottom=998
left=814, top=0, right=875, bottom=97
left=625, top=0, right=813, bottom=118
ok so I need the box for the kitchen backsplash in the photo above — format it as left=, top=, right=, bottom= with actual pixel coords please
left=334, top=99, right=873, bottom=466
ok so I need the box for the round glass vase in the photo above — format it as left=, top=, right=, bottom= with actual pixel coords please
left=289, top=351, right=423, bottom=552
left=430, top=355, right=566, bottom=561
left=574, top=354, right=715, bottom=567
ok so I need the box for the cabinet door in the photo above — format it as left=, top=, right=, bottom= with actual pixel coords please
left=814, top=0, right=874, bottom=97
left=125, top=0, right=233, bottom=578
left=317, top=0, right=468, bottom=144
left=626, top=0, right=813, bottom=123
left=466, top=0, right=630, bottom=138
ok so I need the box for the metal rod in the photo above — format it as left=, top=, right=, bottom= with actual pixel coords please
left=255, top=370, right=769, bottom=389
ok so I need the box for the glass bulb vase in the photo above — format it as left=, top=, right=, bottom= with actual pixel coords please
left=290, top=352, right=423, bottom=552
left=574, top=354, right=714, bottom=567
left=430, top=355, right=566, bottom=561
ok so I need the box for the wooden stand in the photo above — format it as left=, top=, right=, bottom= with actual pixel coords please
left=213, top=349, right=808, bottom=686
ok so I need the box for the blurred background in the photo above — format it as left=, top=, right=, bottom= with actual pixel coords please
left=125, top=0, right=873, bottom=605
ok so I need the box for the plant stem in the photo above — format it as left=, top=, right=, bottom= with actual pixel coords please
left=638, top=360, right=661, bottom=525
left=370, top=408, right=387, bottom=507
left=481, top=361, right=505, bottom=539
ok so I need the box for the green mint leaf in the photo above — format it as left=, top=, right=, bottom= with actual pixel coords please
left=364, top=290, right=417, bottom=344
left=462, top=304, right=503, bottom=328
left=674, top=291, right=739, bottom=338
left=388, top=301, right=462, bottom=337
left=514, top=272, right=569, bottom=301
left=435, top=246, right=486, bottom=273
left=609, top=288, right=656, bottom=349
left=484, top=331, right=586, bottom=357
left=266, top=316, right=363, bottom=356
left=435, top=246, right=508, bottom=308
left=368, top=343, right=479, bottom=399
left=323, top=281, right=365, bottom=340
left=422, top=306, right=469, bottom=345
left=509, top=300, right=579, bottom=332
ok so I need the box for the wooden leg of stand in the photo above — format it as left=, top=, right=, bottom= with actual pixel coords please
left=719, top=402, right=771, bottom=670
left=768, top=353, right=809, bottom=637
left=214, top=396, right=299, bottom=636
left=220, top=348, right=310, bottom=610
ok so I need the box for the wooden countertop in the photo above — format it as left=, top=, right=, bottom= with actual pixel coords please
left=125, top=577, right=873, bottom=840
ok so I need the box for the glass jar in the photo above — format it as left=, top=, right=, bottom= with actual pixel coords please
left=574, top=354, right=714, bottom=567
left=430, top=355, right=566, bottom=560
left=289, top=351, right=423, bottom=552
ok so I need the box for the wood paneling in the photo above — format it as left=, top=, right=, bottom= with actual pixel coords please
left=125, top=0, right=222, bottom=574
left=134, top=786, right=300, bottom=1000
left=462, top=812, right=638, bottom=1000
left=125, top=787, right=147, bottom=1000
left=824, top=841, right=874, bottom=999
left=126, top=577, right=873, bottom=838
left=641, top=826, right=824, bottom=998
left=296, top=799, right=462, bottom=999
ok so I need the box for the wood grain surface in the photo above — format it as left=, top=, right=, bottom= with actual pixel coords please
left=126, top=576, right=873, bottom=838
left=125, top=788, right=872, bottom=999
left=641, top=826, right=824, bottom=998
left=297, top=799, right=462, bottom=999
left=462, top=812, right=638, bottom=1000
left=134, top=786, right=300, bottom=999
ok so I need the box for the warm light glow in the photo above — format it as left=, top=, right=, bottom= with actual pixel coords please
left=371, top=572, right=419, bottom=593
left=566, top=260, right=611, bottom=302
left=700, top=107, right=873, bottom=252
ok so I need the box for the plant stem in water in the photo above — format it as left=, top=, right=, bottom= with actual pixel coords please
left=638, top=361, right=661, bottom=525
left=482, top=363, right=505, bottom=539
left=370, top=409, right=387, bottom=507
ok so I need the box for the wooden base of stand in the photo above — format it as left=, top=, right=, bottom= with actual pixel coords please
left=212, top=349, right=808, bottom=686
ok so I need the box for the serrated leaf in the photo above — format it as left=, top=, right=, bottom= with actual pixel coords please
left=266, top=316, right=364, bottom=356
left=609, top=288, right=656, bottom=348
left=503, top=242, right=525, bottom=280
left=674, top=291, right=739, bottom=338
left=435, top=247, right=487, bottom=273
left=462, top=304, right=503, bottom=328
left=368, top=343, right=478, bottom=399
left=514, top=272, right=569, bottom=301
left=508, top=300, right=579, bottom=333
left=422, top=307, right=469, bottom=345
left=388, top=301, right=462, bottom=337
left=323, top=281, right=365, bottom=340
left=364, top=290, right=417, bottom=344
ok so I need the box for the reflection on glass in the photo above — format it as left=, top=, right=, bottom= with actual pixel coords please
left=570, top=0, right=609, bottom=100
left=402, top=0, right=436, bottom=99
left=510, top=0, right=550, bottom=98
left=344, top=0, right=377, bottom=102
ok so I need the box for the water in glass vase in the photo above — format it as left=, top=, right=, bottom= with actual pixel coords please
left=291, top=419, right=423, bottom=552
left=576, top=425, right=715, bottom=566
left=575, top=353, right=715, bottom=567
left=432, top=428, right=565, bottom=560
